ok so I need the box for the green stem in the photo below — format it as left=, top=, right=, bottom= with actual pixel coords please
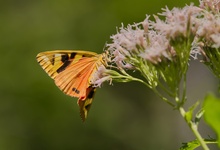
left=178, top=107, right=210, bottom=150
left=157, top=82, right=176, bottom=98
left=119, top=69, right=151, bottom=88
left=152, top=88, right=175, bottom=107
left=181, top=74, right=187, bottom=104
left=190, top=123, right=210, bottom=150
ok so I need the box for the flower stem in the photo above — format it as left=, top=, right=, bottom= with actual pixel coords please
left=178, top=107, right=210, bottom=150
left=152, top=88, right=175, bottom=107
left=181, top=74, right=187, bottom=103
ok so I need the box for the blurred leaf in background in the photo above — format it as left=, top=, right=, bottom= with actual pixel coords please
left=1, top=0, right=218, bottom=150
left=203, top=94, right=220, bottom=148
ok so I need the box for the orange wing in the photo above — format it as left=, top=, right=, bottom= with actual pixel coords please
left=37, top=50, right=106, bottom=121
left=36, top=50, right=98, bottom=79
left=54, top=56, right=99, bottom=99
left=36, top=50, right=101, bottom=99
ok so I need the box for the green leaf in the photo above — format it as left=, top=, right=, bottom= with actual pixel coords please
left=185, top=101, right=199, bottom=123
left=195, top=109, right=204, bottom=125
left=179, top=139, right=217, bottom=150
left=179, top=140, right=200, bottom=150
left=203, top=93, right=220, bottom=148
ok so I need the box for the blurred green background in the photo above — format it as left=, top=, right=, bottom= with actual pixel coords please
left=0, top=0, right=219, bottom=149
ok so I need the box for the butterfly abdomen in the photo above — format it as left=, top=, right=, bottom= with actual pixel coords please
left=87, top=87, right=96, bottom=99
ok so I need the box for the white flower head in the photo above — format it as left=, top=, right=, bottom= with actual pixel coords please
left=152, top=5, right=202, bottom=39
left=199, top=0, right=220, bottom=12
left=91, top=65, right=112, bottom=87
left=139, top=30, right=172, bottom=64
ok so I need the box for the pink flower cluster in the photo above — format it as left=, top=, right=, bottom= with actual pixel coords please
left=92, top=0, right=220, bottom=87
left=199, top=0, right=220, bottom=13
left=152, top=5, right=201, bottom=39
left=107, top=23, right=147, bottom=68
left=195, top=10, right=220, bottom=48
left=107, top=0, right=220, bottom=67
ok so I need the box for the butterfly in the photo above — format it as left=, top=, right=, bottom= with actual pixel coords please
left=36, top=50, right=106, bottom=121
